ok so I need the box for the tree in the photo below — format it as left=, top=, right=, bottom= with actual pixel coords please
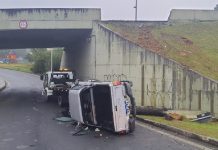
left=25, top=52, right=33, bottom=62
left=26, top=48, right=63, bottom=74
left=30, top=49, right=50, bottom=74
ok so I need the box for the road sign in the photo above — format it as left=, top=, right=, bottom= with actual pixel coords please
left=19, top=20, right=28, bottom=29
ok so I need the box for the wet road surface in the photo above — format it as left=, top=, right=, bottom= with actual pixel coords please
left=0, top=69, right=206, bottom=150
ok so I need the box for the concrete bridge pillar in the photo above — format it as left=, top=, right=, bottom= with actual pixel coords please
left=60, top=40, right=93, bottom=80
left=60, top=49, right=70, bottom=70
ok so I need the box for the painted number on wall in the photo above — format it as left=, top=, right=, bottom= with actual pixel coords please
left=19, top=20, right=28, bottom=29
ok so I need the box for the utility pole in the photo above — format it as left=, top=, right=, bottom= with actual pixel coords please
left=51, top=49, right=53, bottom=72
left=134, top=0, right=138, bottom=21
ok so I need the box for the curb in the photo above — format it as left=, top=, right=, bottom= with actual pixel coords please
left=136, top=116, right=218, bottom=147
left=0, top=80, right=6, bottom=91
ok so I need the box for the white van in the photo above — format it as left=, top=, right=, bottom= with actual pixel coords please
left=68, top=81, right=136, bottom=134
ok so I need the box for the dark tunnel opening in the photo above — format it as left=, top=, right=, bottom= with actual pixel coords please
left=0, top=29, right=92, bottom=49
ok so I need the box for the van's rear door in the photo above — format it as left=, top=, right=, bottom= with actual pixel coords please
left=111, top=85, right=129, bottom=132
left=69, top=86, right=85, bottom=123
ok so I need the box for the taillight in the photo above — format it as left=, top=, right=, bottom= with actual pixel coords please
left=118, top=130, right=127, bottom=135
left=112, top=81, right=121, bottom=86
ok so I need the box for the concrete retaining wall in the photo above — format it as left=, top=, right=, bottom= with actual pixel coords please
left=88, top=22, right=218, bottom=117
left=169, top=9, right=218, bottom=21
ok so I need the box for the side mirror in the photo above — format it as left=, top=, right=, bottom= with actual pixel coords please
left=40, top=75, right=44, bottom=80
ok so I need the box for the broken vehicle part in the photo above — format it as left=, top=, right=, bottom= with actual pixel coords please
left=192, top=112, right=213, bottom=123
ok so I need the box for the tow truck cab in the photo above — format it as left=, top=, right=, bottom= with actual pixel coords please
left=40, top=71, right=74, bottom=106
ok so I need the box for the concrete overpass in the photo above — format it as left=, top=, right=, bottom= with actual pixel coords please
left=0, top=8, right=100, bottom=49
left=0, top=8, right=217, bottom=117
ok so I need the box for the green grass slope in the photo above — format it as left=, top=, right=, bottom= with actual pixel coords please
left=104, top=21, right=218, bottom=81
left=153, top=21, right=218, bottom=80
left=0, top=63, right=33, bottom=73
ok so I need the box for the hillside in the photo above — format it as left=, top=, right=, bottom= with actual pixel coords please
left=103, top=21, right=218, bottom=81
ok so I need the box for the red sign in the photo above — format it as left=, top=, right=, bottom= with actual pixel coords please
left=19, top=20, right=28, bottom=29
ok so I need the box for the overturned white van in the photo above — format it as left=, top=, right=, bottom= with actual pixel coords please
left=68, top=81, right=136, bottom=134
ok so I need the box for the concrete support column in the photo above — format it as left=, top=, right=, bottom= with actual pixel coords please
left=60, top=48, right=72, bottom=70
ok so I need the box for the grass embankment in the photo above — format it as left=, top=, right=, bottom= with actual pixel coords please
left=138, top=115, right=218, bottom=140
left=105, top=21, right=218, bottom=80
left=153, top=22, right=218, bottom=80
left=0, top=63, right=32, bottom=73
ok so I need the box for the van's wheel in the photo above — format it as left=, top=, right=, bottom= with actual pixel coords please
left=58, top=95, right=68, bottom=107
left=128, top=118, right=135, bottom=133
left=58, top=96, right=64, bottom=107
left=47, top=95, right=52, bottom=102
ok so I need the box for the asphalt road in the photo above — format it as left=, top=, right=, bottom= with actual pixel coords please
left=0, top=69, right=205, bottom=150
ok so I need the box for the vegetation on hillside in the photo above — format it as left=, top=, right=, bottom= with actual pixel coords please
left=153, top=22, right=218, bottom=80
left=26, top=48, right=63, bottom=74
left=104, top=21, right=218, bottom=80
left=0, top=48, right=63, bottom=74
left=0, top=63, right=32, bottom=73
left=138, top=115, right=218, bottom=140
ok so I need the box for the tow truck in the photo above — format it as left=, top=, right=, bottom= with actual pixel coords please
left=40, top=70, right=74, bottom=107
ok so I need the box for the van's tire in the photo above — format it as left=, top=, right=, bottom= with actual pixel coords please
left=47, top=95, right=53, bottom=102
left=58, top=95, right=68, bottom=107
left=129, top=118, right=135, bottom=133
left=58, top=96, right=64, bottom=107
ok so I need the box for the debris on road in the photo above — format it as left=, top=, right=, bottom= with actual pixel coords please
left=165, top=113, right=183, bottom=121
left=93, top=128, right=103, bottom=138
left=95, top=128, right=100, bottom=132
left=71, top=124, right=90, bottom=136
left=191, top=112, right=213, bottom=123
left=55, top=117, right=73, bottom=122
left=32, top=106, right=39, bottom=112
left=165, top=110, right=203, bottom=119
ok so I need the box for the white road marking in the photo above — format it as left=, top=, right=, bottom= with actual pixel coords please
left=16, top=145, right=29, bottom=149
left=136, top=122, right=214, bottom=150
left=2, top=138, right=14, bottom=142
left=32, top=106, right=39, bottom=112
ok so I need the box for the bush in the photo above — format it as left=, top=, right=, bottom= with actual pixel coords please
left=27, top=48, right=63, bottom=74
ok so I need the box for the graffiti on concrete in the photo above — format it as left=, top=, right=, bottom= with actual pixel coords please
left=104, top=73, right=127, bottom=81
left=146, top=81, right=173, bottom=108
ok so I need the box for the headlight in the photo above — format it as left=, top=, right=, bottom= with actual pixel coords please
left=49, top=82, right=55, bottom=88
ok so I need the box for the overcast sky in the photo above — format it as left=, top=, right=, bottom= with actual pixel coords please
left=1, top=0, right=218, bottom=20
